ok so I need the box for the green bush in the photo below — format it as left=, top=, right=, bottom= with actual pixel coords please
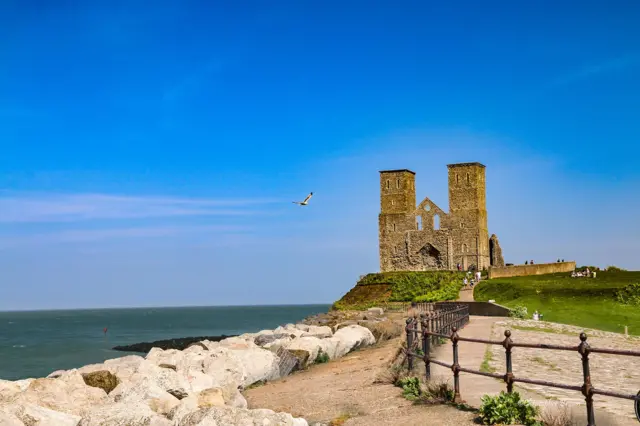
left=478, top=391, right=541, bottom=425
left=509, top=305, right=528, bottom=319
left=396, top=376, right=421, bottom=400
left=615, top=282, right=640, bottom=306
left=606, top=265, right=627, bottom=272
left=359, top=271, right=465, bottom=302
left=315, top=349, right=330, bottom=364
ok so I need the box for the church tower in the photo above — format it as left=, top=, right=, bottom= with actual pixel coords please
left=378, top=169, right=416, bottom=272
left=447, top=163, right=490, bottom=270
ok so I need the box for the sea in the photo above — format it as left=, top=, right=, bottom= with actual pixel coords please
left=0, top=304, right=330, bottom=381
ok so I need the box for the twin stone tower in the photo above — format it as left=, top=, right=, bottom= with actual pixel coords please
left=378, top=162, right=505, bottom=272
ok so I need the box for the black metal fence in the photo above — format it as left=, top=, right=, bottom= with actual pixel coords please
left=404, top=308, right=640, bottom=425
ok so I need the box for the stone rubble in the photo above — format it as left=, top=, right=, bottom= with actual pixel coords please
left=0, top=323, right=376, bottom=425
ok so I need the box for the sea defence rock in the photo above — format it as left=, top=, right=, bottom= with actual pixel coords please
left=112, top=335, right=237, bottom=353
left=3, top=321, right=377, bottom=425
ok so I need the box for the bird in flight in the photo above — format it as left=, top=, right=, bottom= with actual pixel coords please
left=293, top=192, right=313, bottom=206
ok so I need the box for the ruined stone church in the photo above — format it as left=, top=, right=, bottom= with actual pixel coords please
left=378, top=162, right=505, bottom=272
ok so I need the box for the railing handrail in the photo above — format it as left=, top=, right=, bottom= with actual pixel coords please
left=404, top=314, right=640, bottom=425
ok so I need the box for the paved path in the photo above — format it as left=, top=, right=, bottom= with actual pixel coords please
left=421, top=316, right=523, bottom=407
left=457, top=287, right=474, bottom=302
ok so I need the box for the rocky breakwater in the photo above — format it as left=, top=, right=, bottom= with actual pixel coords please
left=0, top=323, right=375, bottom=425
left=301, top=307, right=405, bottom=343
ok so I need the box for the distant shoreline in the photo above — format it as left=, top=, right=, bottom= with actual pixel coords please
left=112, top=334, right=239, bottom=353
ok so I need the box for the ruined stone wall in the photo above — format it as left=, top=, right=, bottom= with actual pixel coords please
left=379, top=163, right=497, bottom=273
left=489, top=234, right=505, bottom=267
left=488, top=261, right=576, bottom=279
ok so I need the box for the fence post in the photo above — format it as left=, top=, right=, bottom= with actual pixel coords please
left=451, top=326, right=462, bottom=403
left=406, top=318, right=414, bottom=371
left=503, top=330, right=514, bottom=393
left=421, top=315, right=431, bottom=381
left=578, top=332, right=595, bottom=426
left=431, top=314, right=436, bottom=346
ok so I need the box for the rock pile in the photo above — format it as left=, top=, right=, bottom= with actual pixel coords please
left=0, top=323, right=376, bottom=425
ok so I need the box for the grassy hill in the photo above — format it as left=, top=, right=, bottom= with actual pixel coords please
left=474, top=270, right=640, bottom=335
left=333, top=271, right=465, bottom=310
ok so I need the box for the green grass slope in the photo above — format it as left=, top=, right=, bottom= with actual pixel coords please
left=474, top=270, right=640, bottom=335
left=334, top=271, right=465, bottom=310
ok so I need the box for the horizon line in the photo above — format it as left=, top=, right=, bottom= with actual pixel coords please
left=0, top=302, right=334, bottom=313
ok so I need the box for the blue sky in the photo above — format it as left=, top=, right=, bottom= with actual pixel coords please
left=1, top=1, right=639, bottom=310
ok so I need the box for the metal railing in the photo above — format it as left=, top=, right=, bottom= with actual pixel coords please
left=384, top=301, right=447, bottom=313
left=405, top=313, right=640, bottom=425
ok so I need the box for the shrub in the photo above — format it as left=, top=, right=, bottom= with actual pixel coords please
left=315, top=349, right=330, bottom=364
left=415, top=379, right=455, bottom=405
left=478, top=391, right=541, bottom=425
left=396, top=376, right=421, bottom=400
left=374, top=362, right=410, bottom=385
left=509, top=305, right=528, bottom=319
left=605, top=265, right=626, bottom=272
left=539, top=402, right=577, bottom=426
left=615, top=282, right=640, bottom=306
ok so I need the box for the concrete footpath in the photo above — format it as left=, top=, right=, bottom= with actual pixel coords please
left=422, top=314, right=635, bottom=425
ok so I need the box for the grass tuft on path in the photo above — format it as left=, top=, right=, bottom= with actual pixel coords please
left=475, top=270, right=640, bottom=335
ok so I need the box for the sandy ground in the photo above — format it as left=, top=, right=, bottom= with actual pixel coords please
left=244, top=336, right=478, bottom=425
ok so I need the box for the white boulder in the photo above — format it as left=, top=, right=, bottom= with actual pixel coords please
left=0, top=409, right=24, bottom=426
left=109, top=375, right=180, bottom=416
left=0, top=380, right=22, bottom=403
left=13, top=373, right=108, bottom=417
left=78, top=402, right=172, bottom=426
left=332, top=325, right=376, bottom=358
left=301, top=325, right=333, bottom=339
left=175, top=406, right=308, bottom=426
left=5, top=403, right=81, bottom=426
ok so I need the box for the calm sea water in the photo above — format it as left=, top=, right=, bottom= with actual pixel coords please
left=0, top=304, right=330, bottom=381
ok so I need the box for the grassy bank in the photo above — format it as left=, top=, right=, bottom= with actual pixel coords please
left=474, top=270, right=640, bottom=335
left=334, top=271, right=465, bottom=310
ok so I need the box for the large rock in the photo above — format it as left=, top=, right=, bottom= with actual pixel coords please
left=300, top=325, right=333, bottom=339
left=168, top=387, right=245, bottom=421
left=0, top=409, right=24, bottom=426
left=0, top=380, right=22, bottom=403
left=208, top=344, right=280, bottom=387
left=77, top=355, right=146, bottom=383
left=332, top=325, right=376, bottom=358
left=284, top=337, right=328, bottom=366
left=175, top=406, right=308, bottom=426
left=367, top=307, right=384, bottom=316
left=4, top=403, right=81, bottom=426
left=109, top=375, right=180, bottom=416
left=82, top=370, right=120, bottom=394
left=78, top=402, right=172, bottom=426
left=273, top=325, right=305, bottom=338
left=253, top=333, right=291, bottom=347
left=358, top=318, right=403, bottom=342
left=146, top=348, right=183, bottom=371
left=14, top=372, right=108, bottom=417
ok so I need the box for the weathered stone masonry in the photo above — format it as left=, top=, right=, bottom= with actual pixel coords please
left=378, top=163, right=505, bottom=272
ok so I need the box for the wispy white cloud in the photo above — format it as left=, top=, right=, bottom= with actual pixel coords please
left=551, top=52, right=640, bottom=87
left=0, top=192, right=283, bottom=223
left=0, top=224, right=250, bottom=249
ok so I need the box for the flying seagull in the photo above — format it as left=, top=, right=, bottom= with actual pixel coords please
left=293, top=192, right=313, bottom=206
